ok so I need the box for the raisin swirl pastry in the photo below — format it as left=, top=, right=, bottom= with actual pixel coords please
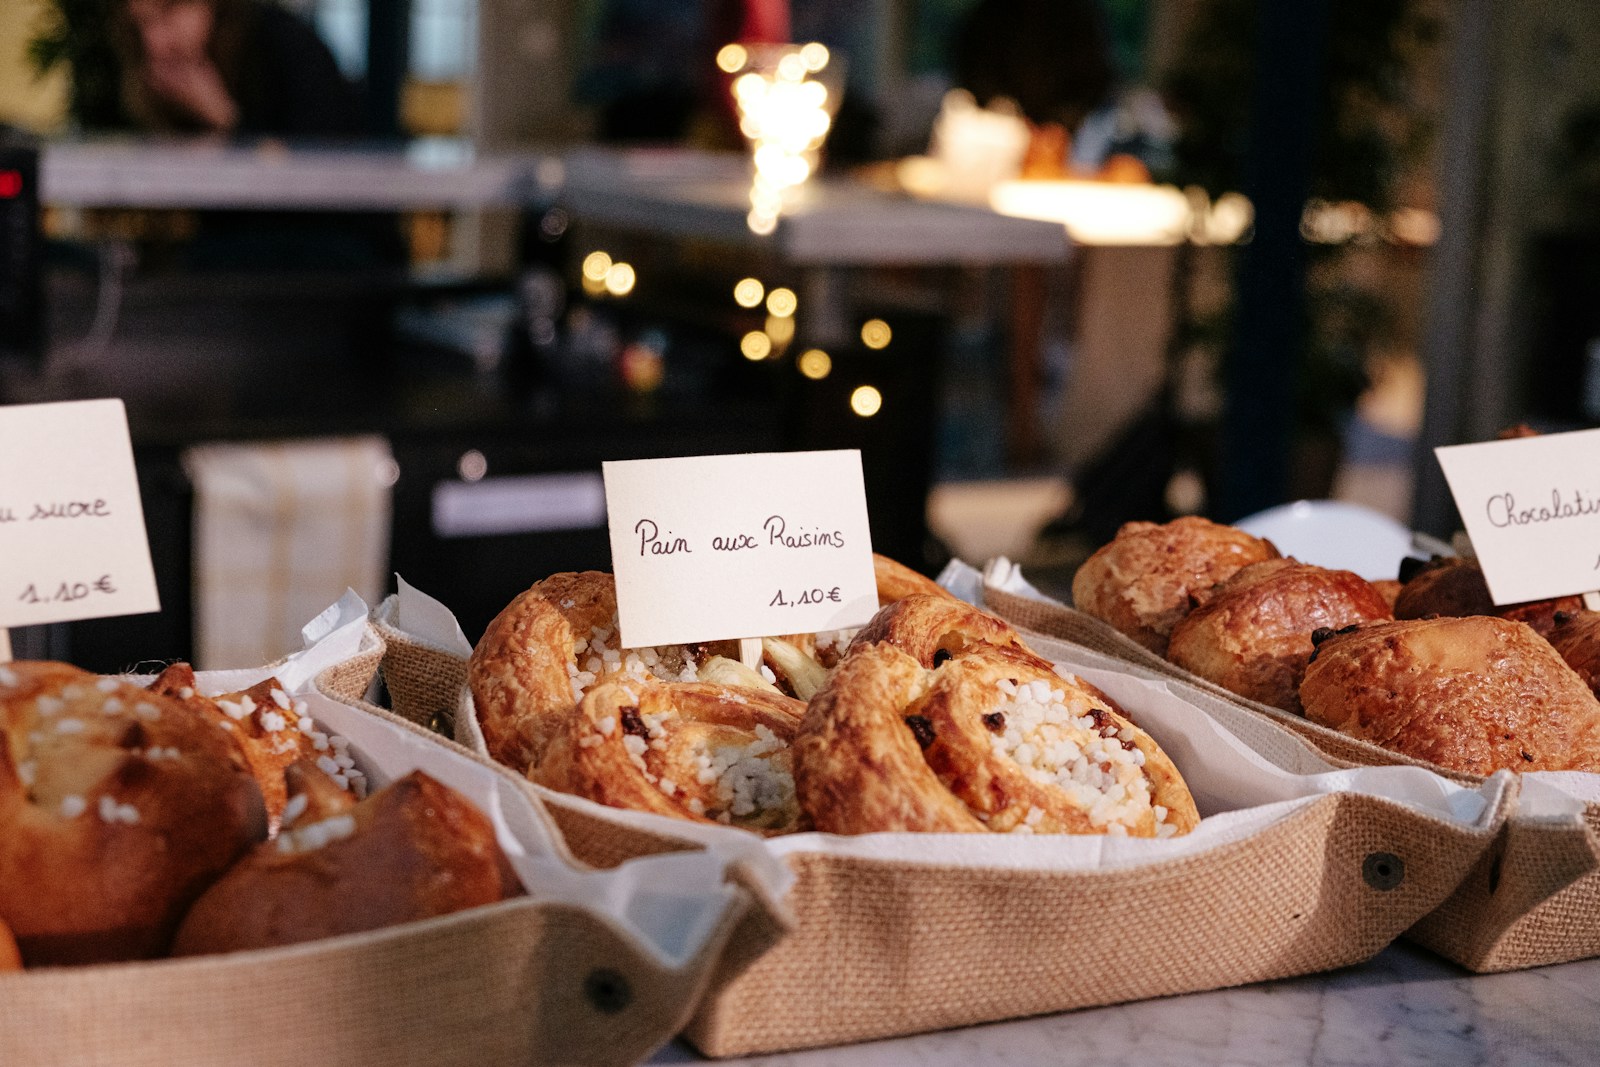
left=470, top=571, right=737, bottom=775
left=536, top=679, right=807, bottom=834
left=0, top=661, right=266, bottom=965
left=796, top=640, right=1199, bottom=838
left=848, top=592, right=1054, bottom=672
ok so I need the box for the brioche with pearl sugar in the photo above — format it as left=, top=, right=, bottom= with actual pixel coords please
left=0, top=661, right=267, bottom=965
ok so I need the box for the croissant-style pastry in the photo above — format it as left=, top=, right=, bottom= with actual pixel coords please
left=873, top=553, right=957, bottom=605
left=1542, top=610, right=1600, bottom=702
left=536, top=679, right=807, bottom=834
left=1299, top=616, right=1600, bottom=775
left=1166, top=559, right=1392, bottom=713
left=172, top=766, right=523, bottom=956
left=1393, top=556, right=1582, bottom=637
left=795, top=640, right=1199, bottom=837
left=1072, top=517, right=1280, bottom=655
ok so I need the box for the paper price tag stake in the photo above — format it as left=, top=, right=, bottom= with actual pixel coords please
left=603, top=450, right=879, bottom=649
left=1436, top=427, right=1600, bottom=607
left=0, top=400, right=161, bottom=659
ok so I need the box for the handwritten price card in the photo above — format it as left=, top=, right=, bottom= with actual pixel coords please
left=603, top=450, right=878, bottom=647
left=1436, top=427, right=1600, bottom=605
left=0, top=399, right=160, bottom=628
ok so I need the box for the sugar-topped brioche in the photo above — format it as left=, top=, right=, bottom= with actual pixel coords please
left=0, top=661, right=266, bottom=965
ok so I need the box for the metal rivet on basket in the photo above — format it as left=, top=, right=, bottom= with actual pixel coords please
left=1362, top=852, right=1405, bottom=891
left=427, top=709, right=455, bottom=737
left=584, top=969, right=632, bottom=1014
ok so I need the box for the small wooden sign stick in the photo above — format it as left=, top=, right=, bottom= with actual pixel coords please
left=1583, top=592, right=1600, bottom=612
left=739, top=637, right=763, bottom=670
left=0, top=629, right=11, bottom=664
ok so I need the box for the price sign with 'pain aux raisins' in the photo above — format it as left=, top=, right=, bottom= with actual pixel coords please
left=602, top=450, right=878, bottom=648
left=0, top=400, right=160, bottom=640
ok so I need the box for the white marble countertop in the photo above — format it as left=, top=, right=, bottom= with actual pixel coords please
left=650, top=941, right=1600, bottom=1066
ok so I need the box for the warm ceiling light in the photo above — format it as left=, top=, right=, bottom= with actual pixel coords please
left=766, top=287, right=797, bottom=317
left=860, top=319, right=892, bottom=349
left=798, top=349, right=831, bottom=379
left=581, top=251, right=612, bottom=281
left=765, top=314, right=795, bottom=344
left=734, top=277, right=765, bottom=308
left=604, top=262, right=636, bottom=297
left=850, top=385, right=882, bottom=417
left=800, top=42, right=830, bottom=72
left=741, top=331, right=773, bottom=360
left=716, top=44, right=748, bottom=73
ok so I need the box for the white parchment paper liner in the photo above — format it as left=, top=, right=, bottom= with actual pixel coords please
left=169, top=592, right=769, bottom=971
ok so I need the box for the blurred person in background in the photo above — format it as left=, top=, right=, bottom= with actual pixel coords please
left=110, top=0, right=364, bottom=137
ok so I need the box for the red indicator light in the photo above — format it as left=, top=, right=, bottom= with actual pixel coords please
left=0, top=171, right=22, bottom=198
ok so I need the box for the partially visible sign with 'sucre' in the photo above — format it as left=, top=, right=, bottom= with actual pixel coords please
left=0, top=399, right=161, bottom=628
left=602, top=450, right=878, bottom=648
left=1436, top=426, right=1600, bottom=605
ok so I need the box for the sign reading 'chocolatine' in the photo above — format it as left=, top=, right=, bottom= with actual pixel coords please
left=1437, top=427, right=1600, bottom=605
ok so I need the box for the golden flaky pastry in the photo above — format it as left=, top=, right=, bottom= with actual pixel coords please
left=848, top=593, right=1053, bottom=671
left=469, top=571, right=732, bottom=775
left=537, top=679, right=807, bottom=834
left=1299, top=616, right=1600, bottom=775
left=1072, top=517, right=1280, bottom=655
left=1393, top=556, right=1582, bottom=637
left=470, top=555, right=953, bottom=774
left=0, top=661, right=266, bottom=965
left=1546, top=610, right=1600, bottom=702
left=796, top=639, right=1199, bottom=838
left=1166, top=559, right=1392, bottom=713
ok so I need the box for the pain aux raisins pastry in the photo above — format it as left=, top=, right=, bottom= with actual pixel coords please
left=470, top=554, right=953, bottom=777
left=1166, top=559, right=1393, bottom=713
left=172, top=765, right=523, bottom=956
left=536, top=679, right=807, bottom=834
left=1298, top=616, right=1600, bottom=775
left=0, top=661, right=267, bottom=965
left=1072, top=516, right=1280, bottom=655
left=796, top=636, right=1199, bottom=838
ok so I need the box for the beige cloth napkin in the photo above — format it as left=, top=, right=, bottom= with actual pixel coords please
left=184, top=436, right=393, bottom=670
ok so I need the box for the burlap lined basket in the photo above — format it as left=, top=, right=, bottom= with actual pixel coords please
left=983, top=585, right=1600, bottom=974
left=0, top=624, right=788, bottom=1067
left=379, top=611, right=1512, bottom=1057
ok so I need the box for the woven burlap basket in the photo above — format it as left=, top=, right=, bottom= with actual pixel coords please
left=377, top=603, right=1513, bottom=1057
left=0, top=619, right=788, bottom=1067
left=982, top=584, right=1600, bottom=974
